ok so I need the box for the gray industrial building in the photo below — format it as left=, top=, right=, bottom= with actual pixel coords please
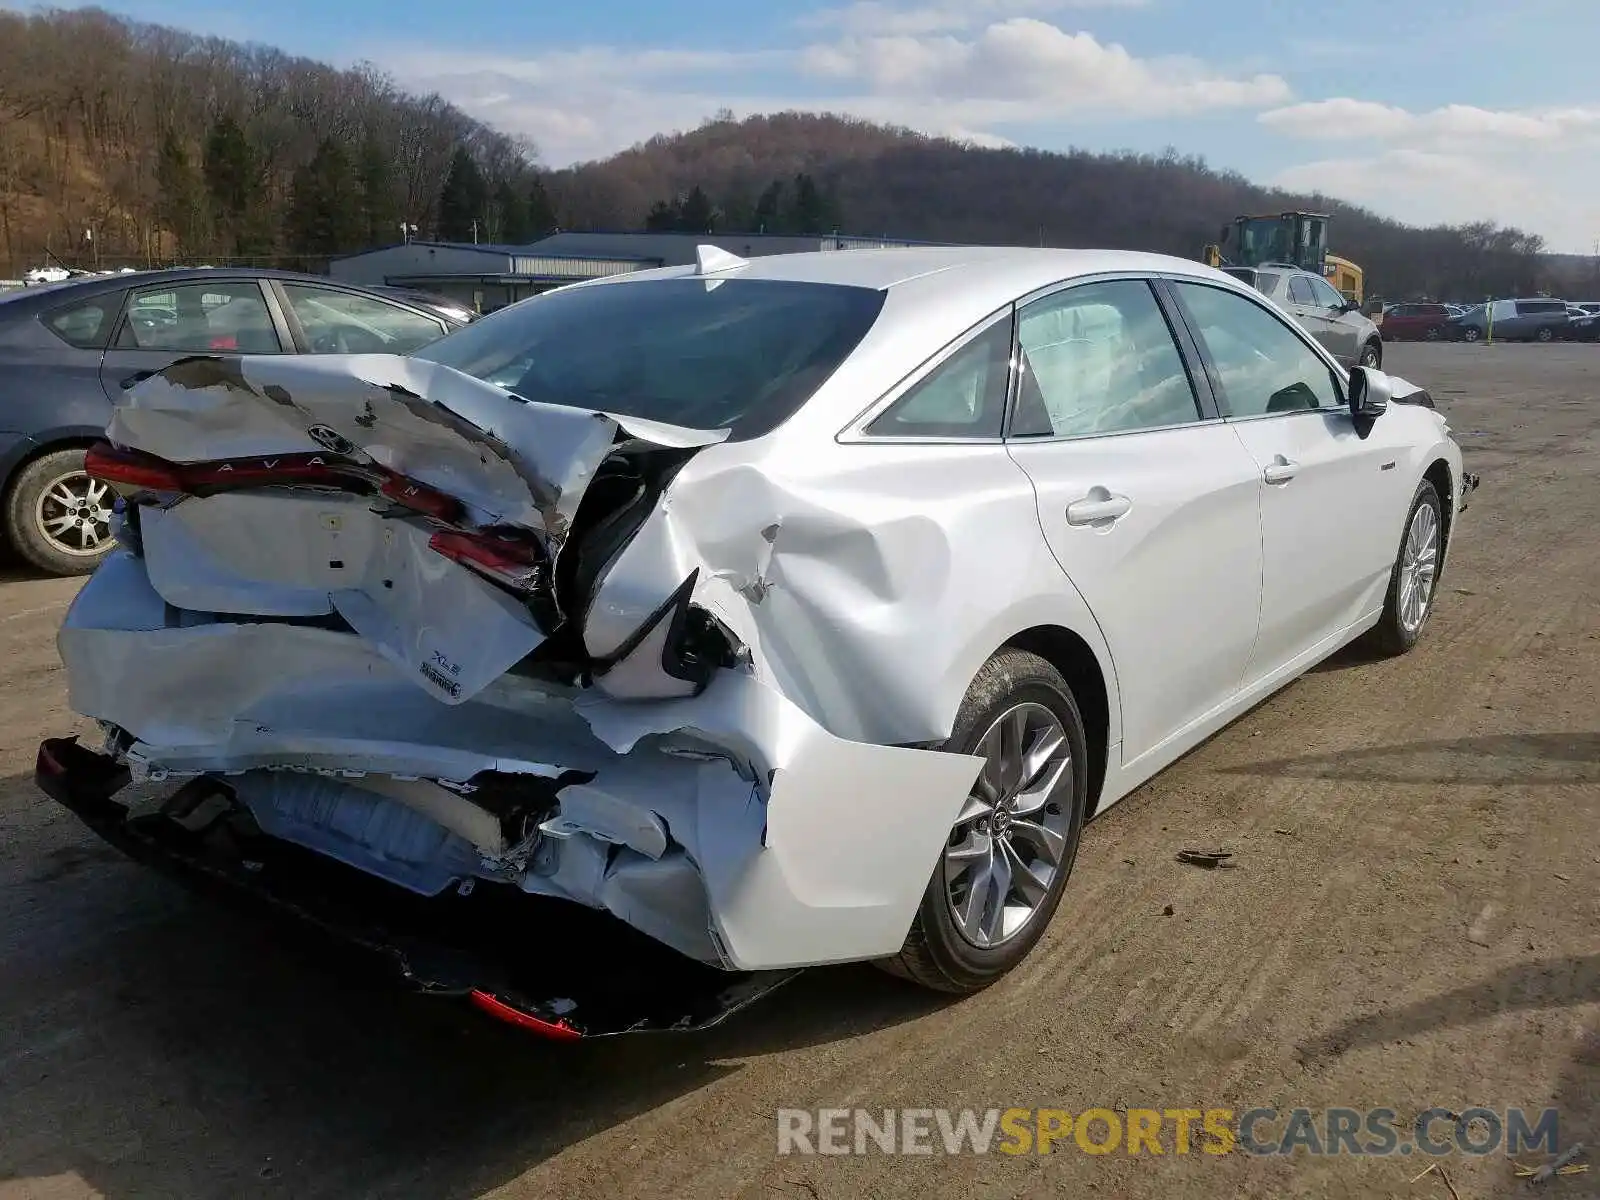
left=327, top=231, right=936, bottom=313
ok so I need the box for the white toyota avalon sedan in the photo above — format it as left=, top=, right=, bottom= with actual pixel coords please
left=38, top=246, right=1477, bottom=1038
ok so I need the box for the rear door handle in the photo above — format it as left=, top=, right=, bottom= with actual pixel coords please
left=1066, top=490, right=1132, bottom=526
left=1262, top=455, right=1299, bottom=485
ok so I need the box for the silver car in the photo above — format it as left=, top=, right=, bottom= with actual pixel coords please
left=1224, top=265, right=1383, bottom=368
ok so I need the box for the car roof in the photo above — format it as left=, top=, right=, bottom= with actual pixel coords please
left=0, top=266, right=382, bottom=308
left=575, top=245, right=1252, bottom=338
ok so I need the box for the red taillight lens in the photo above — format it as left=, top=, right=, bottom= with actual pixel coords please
left=182, top=453, right=352, bottom=490
left=428, top=529, right=543, bottom=592
left=380, top=475, right=464, bottom=522
left=468, top=989, right=582, bottom=1040
left=84, top=442, right=184, bottom=491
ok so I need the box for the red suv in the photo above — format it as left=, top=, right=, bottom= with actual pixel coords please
left=1381, top=302, right=1452, bottom=341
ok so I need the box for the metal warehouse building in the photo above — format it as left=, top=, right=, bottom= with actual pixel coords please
left=327, top=231, right=936, bottom=313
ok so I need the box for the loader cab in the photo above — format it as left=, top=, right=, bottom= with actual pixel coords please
left=1221, top=211, right=1330, bottom=277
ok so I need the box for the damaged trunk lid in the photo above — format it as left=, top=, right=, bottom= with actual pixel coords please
left=93, top=353, right=728, bottom=705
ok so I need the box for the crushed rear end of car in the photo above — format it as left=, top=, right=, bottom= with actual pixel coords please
left=39, top=351, right=981, bottom=1037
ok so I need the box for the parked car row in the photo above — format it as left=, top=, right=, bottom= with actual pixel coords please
left=0, top=268, right=473, bottom=575
left=1381, top=298, right=1600, bottom=342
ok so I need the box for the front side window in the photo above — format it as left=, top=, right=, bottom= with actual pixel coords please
left=283, top=285, right=446, bottom=354
left=1011, top=280, right=1201, bottom=438
left=416, top=277, right=886, bottom=439
left=1309, top=276, right=1347, bottom=310
left=116, top=282, right=281, bottom=353
left=1173, top=282, right=1343, bottom=418
left=865, top=317, right=1010, bottom=439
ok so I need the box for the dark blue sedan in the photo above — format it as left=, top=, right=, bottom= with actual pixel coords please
left=0, top=268, right=469, bottom=575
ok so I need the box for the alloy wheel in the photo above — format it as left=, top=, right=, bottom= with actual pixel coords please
left=1398, top=501, right=1440, bottom=634
left=34, top=469, right=113, bottom=558
left=944, top=702, right=1074, bottom=949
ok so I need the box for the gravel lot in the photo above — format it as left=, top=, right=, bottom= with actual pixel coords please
left=0, top=342, right=1595, bottom=1200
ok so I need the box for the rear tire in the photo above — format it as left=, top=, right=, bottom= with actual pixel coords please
left=880, top=649, right=1088, bottom=994
left=4, top=448, right=116, bottom=577
left=1366, top=480, right=1443, bottom=656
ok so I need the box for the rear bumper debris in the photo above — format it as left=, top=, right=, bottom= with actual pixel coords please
left=35, top=736, right=798, bottom=1039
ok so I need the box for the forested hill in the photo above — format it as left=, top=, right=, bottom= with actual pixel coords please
left=545, top=111, right=1560, bottom=301
left=0, top=8, right=1569, bottom=301
left=0, top=6, right=554, bottom=275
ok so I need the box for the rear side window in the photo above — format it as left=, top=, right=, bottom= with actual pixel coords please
left=1253, top=272, right=1281, bottom=295
left=43, top=294, right=122, bottom=349
left=866, top=317, right=1011, bottom=439
left=116, top=282, right=283, bottom=353
left=1287, top=277, right=1316, bottom=305
left=1516, top=300, right=1563, bottom=315
left=416, top=277, right=886, bottom=439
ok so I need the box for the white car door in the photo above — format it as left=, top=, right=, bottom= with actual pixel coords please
left=1005, top=277, right=1264, bottom=764
left=1167, top=280, right=1416, bottom=684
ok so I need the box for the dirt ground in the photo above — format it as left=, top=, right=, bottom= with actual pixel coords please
left=0, top=342, right=1595, bottom=1200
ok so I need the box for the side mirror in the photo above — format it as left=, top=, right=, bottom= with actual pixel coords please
left=1341, top=299, right=1361, bottom=314
left=1347, top=365, right=1390, bottom=420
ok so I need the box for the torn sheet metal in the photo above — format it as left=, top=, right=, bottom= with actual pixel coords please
left=60, top=551, right=607, bottom=779
left=140, top=494, right=543, bottom=704
left=62, top=552, right=983, bottom=971
left=107, top=353, right=726, bottom=548
left=578, top=442, right=1059, bottom=746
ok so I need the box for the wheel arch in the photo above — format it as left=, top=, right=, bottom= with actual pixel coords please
left=1422, top=456, right=1455, bottom=562
left=0, top=427, right=105, bottom=500
left=1000, top=624, right=1112, bottom=817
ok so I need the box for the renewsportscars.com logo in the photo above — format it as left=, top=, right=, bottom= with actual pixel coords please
left=776, top=1107, right=1561, bottom=1158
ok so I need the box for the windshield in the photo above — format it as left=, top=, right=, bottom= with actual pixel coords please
left=415, top=276, right=886, bottom=439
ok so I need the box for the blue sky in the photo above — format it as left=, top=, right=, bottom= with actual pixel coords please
left=17, top=0, right=1600, bottom=249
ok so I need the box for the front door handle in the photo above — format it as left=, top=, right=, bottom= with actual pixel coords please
left=1066, top=489, right=1132, bottom=527
left=1262, top=455, right=1299, bottom=485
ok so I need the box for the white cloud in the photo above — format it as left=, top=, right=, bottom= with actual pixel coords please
left=1262, top=99, right=1600, bottom=252
left=799, top=0, right=1149, bottom=36
left=1260, top=98, right=1600, bottom=147
left=385, top=18, right=1289, bottom=166
left=801, top=20, right=1289, bottom=114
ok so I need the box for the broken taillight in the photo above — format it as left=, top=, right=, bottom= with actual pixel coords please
left=428, top=534, right=547, bottom=595
left=380, top=475, right=464, bottom=523
left=84, top=442, right=185, bottom=491
left=428, top=529, right=544, bottom=593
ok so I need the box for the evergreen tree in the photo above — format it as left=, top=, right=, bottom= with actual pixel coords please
left=677, top=185, right=717, bottom=233
left=787, top=172, right=837, bottom=235
left=284, top=137, right=362, bottom=255
left=154, top=130, right=206, bottom=254
left=527, top=175, right=557, bottom=235
left=752, top=179, right=784, bottom=233
left=644, top=197, right=681, bottom=231
left=202, top=114, right=258, bottom=254
left=356, top=138, right=400, bottom=248
left=493, top=179, right=530, bottom=243
left=436, top=147, right=488, bottom=242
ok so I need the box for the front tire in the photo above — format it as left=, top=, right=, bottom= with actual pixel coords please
left=1462, top=325, right=1481, bottom=342
left=4, top=448, right=117, bottom=576
left=1536, top=325, right=1554, bottom=343
left=881, top=649, right=1088, bottom=994
left=1367, top=480, right=1443, bottom=656
left=1359, top=340, right=1383, bottom=369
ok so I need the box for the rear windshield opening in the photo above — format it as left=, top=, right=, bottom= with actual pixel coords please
left=415, top=277, right=887, bottom=440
